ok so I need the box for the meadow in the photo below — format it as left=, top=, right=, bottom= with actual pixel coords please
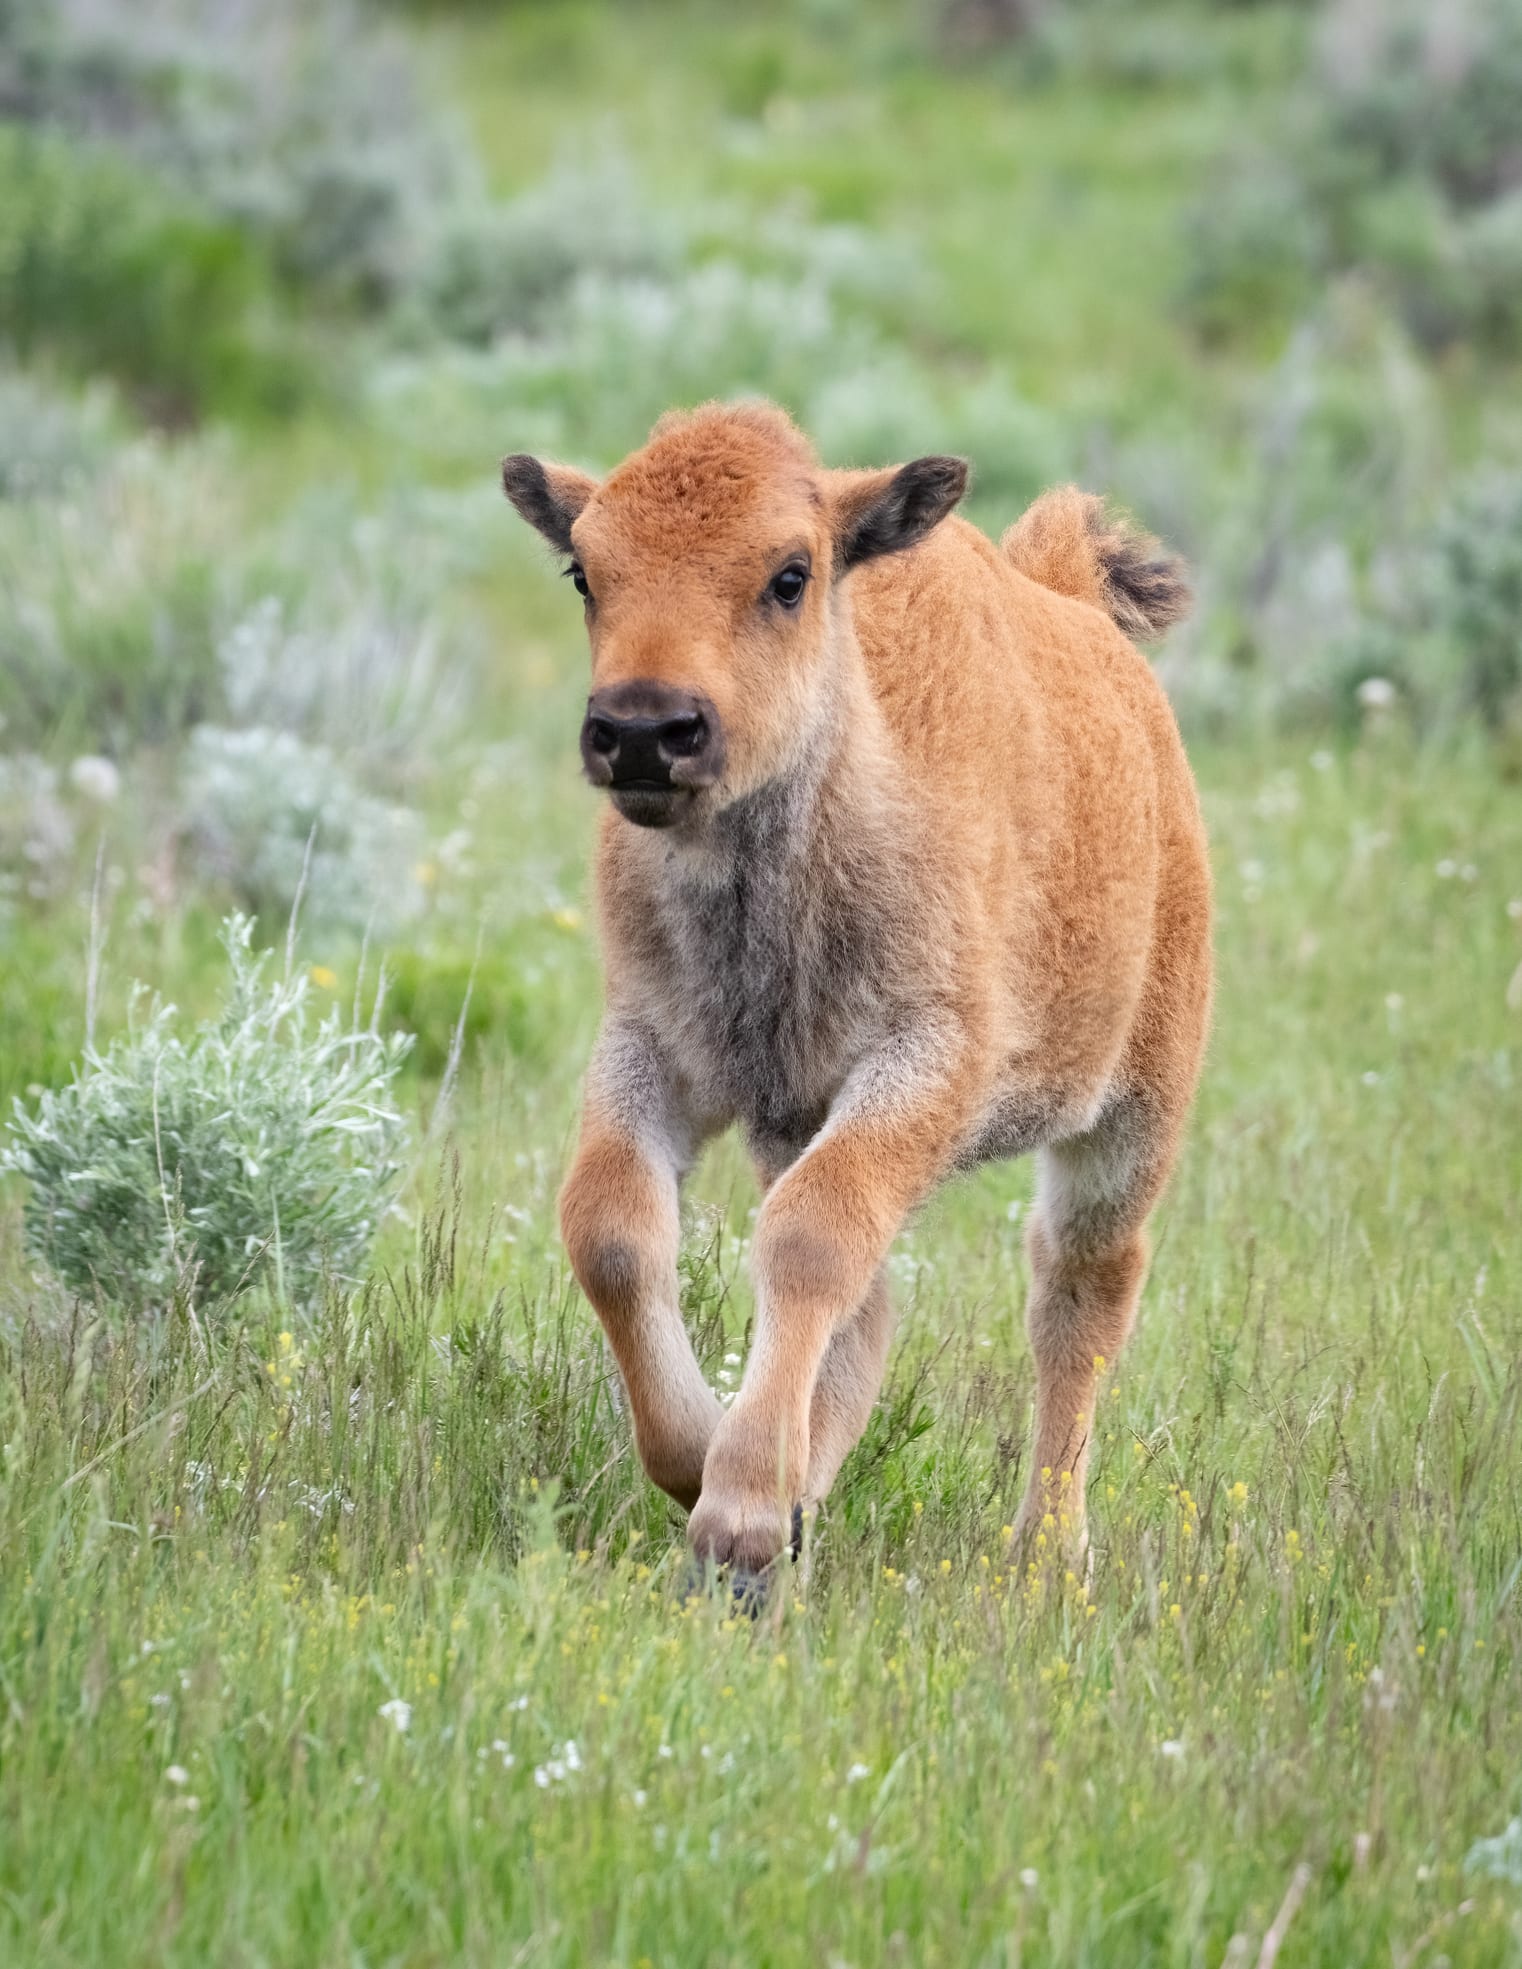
left=2, top=3, right=1521, bottom=1963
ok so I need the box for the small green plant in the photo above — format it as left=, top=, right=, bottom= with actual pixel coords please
left=3, top=915, right=412, bottom=1311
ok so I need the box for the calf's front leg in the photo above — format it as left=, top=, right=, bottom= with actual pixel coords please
left=558, top=1028, right=722, bottom=1511
left=689, top=1046, right=967, bottom=1572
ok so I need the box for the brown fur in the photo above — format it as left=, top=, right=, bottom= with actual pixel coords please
left=1002, top=483, right=1191, bottom=641
left=502, top=401, right=1213, bottom=1574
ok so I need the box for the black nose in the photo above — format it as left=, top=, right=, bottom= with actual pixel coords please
left=585, top=711, right=708, bottom=785
left=580, top=683, right=724, bottom=792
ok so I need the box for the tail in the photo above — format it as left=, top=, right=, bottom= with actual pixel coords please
left=1001, top=485, right=1191, bottom=640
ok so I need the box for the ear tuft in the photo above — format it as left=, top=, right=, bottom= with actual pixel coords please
left=837, top=455, right=969, bottom=570
left=501, top=454, right=598, bottom=554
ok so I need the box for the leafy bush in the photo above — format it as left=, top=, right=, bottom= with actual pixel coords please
left=0, top=126, right=299, bottom=419
left=213, top=480, right=493, bottom=763
left=415, top=156, right=684, bottom=346
left=0, top=436, right=232, bottom=749
left=0, top=366, right=120, bottom=499
left=2, top=916, right=412, bottom=1310
left=1320, top=0, right=1522, bottom=209
left=6, top=0, right=459, bottom=310
left=0, top=439, right=484, bottom=757
left=379, top=254, right=1061, bottom=503
left=1155, top=304, right=1442, bottom=735
left=1182, top=0, right=1522, bottom=351
left=182, top=727, right=428, bottom=940
left=1355, top=465, right=1522, bottom=734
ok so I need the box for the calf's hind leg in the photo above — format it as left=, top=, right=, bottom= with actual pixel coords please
left=1013, top=1095, right=1175, bottom=1551
left=804, top=1267, right=896, bottom=1507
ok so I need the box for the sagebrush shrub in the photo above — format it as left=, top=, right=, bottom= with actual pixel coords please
left=0, top=366, right=120, bottom=500
left=181, top=726, right=427, bottom=939
left=2, top=916, right=412, bottom=1310
left=416, top=156, right=684, bottom=346
left=1182, top=0, right=1522, bottom=351
left=1357, top=465, right=1522, bottom=732
left=0, top=437, right=231, bottom=748
left=6, top=0, right=458, bottom=309
left=0, top=125, right=297, bottom=418
left=1321, top=0, right=1522, bottom=210
left=0, top=753, right=74, bottom=911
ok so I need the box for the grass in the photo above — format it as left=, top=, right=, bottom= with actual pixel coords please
left=3, top=734, right=1520, bottom=1965
left=3, top=0, right=1522, bottom=1960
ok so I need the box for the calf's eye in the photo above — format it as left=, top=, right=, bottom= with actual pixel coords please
left=769, top=564, right=808, bottom=608
left=565, top=563, right=591, bottom=600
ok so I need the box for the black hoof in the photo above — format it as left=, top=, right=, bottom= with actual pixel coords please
left=676, top=1556, right=713, bottom=1604
left=677, top=1505, right=804, bottom=1618
left=730, top=1567, right=772, bottom=1619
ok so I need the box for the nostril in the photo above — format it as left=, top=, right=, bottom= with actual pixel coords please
left=586, top=717, right=619, bottom=756
left=658, top=714, right=708, bottom=760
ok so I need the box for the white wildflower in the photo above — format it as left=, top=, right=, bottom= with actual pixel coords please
left=845, top=1762, right=870, bottom=1785
left=378, top=1698, right=412, bottom=1733
left=69, top=755, right=121, bottom=803
left=165, top=1765, right=190, bottom=1787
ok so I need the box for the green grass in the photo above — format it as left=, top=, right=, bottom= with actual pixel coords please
left=4, top=1, right=1522, bottom=1961
left=3, top=736, right=1520, bottom=1966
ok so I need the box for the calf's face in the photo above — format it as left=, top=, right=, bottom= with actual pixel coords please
left=501, top=406, right=966, bottom=829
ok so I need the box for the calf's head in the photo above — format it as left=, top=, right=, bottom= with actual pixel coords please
left=500, top=401, right=967, bottom=830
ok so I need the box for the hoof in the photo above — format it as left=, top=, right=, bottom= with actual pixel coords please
left=730, top=1567, right=774, bottom=1619
left=675, top=1556, right=712, bottom=1605
left=675, top=1508, right=802, bottom=1619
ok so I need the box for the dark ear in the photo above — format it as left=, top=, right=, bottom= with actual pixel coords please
left=500, top=454, right=599, bottom=554
left=833, top=455, right=970, bottom=570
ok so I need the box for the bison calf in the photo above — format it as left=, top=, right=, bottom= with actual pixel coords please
left=501, top=401, right=1212, bottom=1578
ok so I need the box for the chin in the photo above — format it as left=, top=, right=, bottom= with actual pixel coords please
left=609, top=786, right=695, bottom=830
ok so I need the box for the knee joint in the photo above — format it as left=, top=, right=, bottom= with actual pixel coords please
left=559, top=1165, right=668, bottom=1323
left=754, top=1212, right=858, bottom=1313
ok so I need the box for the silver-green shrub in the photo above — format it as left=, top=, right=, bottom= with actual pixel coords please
left=0, top=366, right=121, bottom=500
left=416, top=156, right=684, bottom=347
left=181, top=726, right=428, bottom=940
left=7, top=0, right=459, bottom=306
left=1356, top=464, right=1522, bottom=732
left=1183, top=0, right=1522, bottom=352
left=2, top=916, right=412, bottom=1310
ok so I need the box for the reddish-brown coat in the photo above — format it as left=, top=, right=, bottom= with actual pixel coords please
left=502, top=401, right=1212, bottom=1576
